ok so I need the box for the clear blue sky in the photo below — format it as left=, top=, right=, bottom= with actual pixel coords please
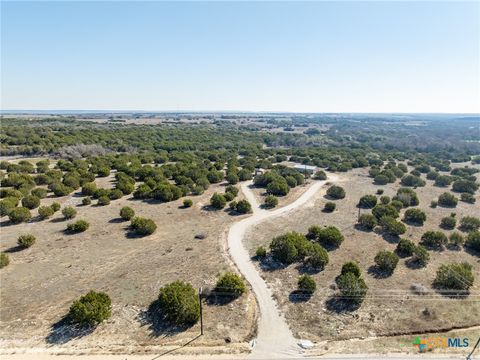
left=1, top=1, right=479, bottom=113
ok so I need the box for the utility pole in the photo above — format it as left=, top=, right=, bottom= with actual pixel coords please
left=199, top=287, right=204, bottom=336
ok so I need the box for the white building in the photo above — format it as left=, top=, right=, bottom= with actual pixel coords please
left=293, top=164, right=317, bottom=174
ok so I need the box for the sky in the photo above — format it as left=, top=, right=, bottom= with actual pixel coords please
left=1, top=1, right=479, bottom=113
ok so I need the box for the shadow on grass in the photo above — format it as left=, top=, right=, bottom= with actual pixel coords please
left=381, top=233, right=401, bottom=244
left=4, top=245, right=24, bottom=253
left=258, top=256, right=288, bottom=272
left=367, top=265, right=393, bottom=279
left=289, top=290, right=313, bottom=303
left=46, top=315, right=95, bottom=345
left=206, top=291, right=238, bottom=306
left=50, top=217, right=67, bottom=223
left=325, top=297, right=361, bottom=313
left=108, top=217, right=125, bottom=224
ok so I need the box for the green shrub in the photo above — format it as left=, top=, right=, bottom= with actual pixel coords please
left=31, top=188, right=48, bottom=199
left=66, top=219, right=90, bottom=233
left=62, top=206, right=77, bottom=219
left=255, top=246, right=267, bottom=258
left=120, top=206, right=135, bottom=220
left=18, top=234, right=36, bottom=248
left=434, top=263, right=474, bottom=291
left=157, top=281, right=200, bottom=325
left=403, top=208, right=426, bottom=225
left=341, top=261, right=361, bottom=277
left=434, top=175, right=452, bottom=187
left=374, top=174, right=389, bottom=185
left=68, top=290, right=112, bottom=326
left=51, top=183, right=73, bottom=197
left=401, top=174, right=425, bottom=187
left=0, top=252, right=9, bottom=268
left=266, top=180, right=289, bottom=196
left=270, top=232, right=310, bottom=264
left=324, top=202, right=336, bottom=212
left=108, top=189, right=123, bottom=200
left=449, top=231, right=465, bottom=247
left=460, top=193, right=475, bottom=204
left=326, top=185, right=345, bottom=199
left=376, top=189, right=384, bottom=195
left=210, top=193, right=226, bottom=209
left=183, top=199, right=193, bottom=208
left=380, top=216, right=406, bottom=236
left=21, top=195, right=40, bottom=210
left=438, top=192, right=458, bottom=207
left=314, top=170, right=327, bottom=180
left=225, top=185, right=239, bottom=197
left=420, top=231, right=448, bottom=249
left=374, top=250, right=399, bottom=273
left=0, top=197, right=18, bottom=217
left=97, top=195, right=110, bottom=206
left=396, top=238, right=416, bottom=257
left=358, top=195, right=377, bottom=208
left=51, top=202, right=61, bottom=212
left=264, top=195, right=278, bottom=208
left=298, top=274, right=316, bottom=294
left=393, top=188, right=420, bottom=207
left=380, top=195, right=390, bottom=204
left=372, top=204, right=399, bottom=220
left=440, top=216, right=456, bottom=230
left=460, top=216, right=480, bottom=232
left=38, top=205, right=54, bottom=219
left=215, top=272, right=246, bottom=298
left=465, top=231, right=480, bottom=251
left=412, top=245, right=430, bottom=267
left=82, top=197, right=91, bottom=205
left=430, top=200, right=438, bottom=208
left=8, top=207, right=32, bottom=223
left=234, top=199, right=252, bottom=214
left=358, top=213, right=377, bottom=230
left=224, top=192, right=235, bottom=202
left=305, top=243, right=329, bottom=269
left=313, top=226, right=344, bottom=247
left=130, top=217, right=156, bottom=236
left=226, top=173, right=239, bottom=185
left=336, top=272, right=368, bottom=304
left=452, top=179, right=478, bottom=194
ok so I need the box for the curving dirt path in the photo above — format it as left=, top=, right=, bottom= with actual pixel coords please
left=227, top=174, right=338, bottom=359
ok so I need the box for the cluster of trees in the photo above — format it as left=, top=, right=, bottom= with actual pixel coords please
left=254, top=167, right=305, bottom=196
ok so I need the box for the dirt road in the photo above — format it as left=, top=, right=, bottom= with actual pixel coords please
left=228, top=175, right=338, bottom=359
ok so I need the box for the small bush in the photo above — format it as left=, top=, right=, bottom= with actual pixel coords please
left=449, top=231, right=465, bottom=247
left=315, top=226, right=344, bottom=248
left=38, top=205, right=54, bottom=219
left=336, top=272, right=368, bottom=304
left=183, top=199, right=193, bottom=208
left=68, top=290, right=112, bottom=326
left=372, top=204, right=399, bottom=220
left=376, top=189, right=384, bottom=195
left=412, top=245, right=430, bottom=267
left=421, top=231, right=448, bottom=249
left=82, top=197, right=91, bottom=205
left=380, top=216, right=406, bottom=236
left=224, top=192, right=235, bottom=202
left=270, top=232, right=310, bottom=264
left=266, top=180, right=289, bottom=196
left=66, top=219, right=90, bottom=233
left=210, top=193, right=226, bottom=209
left=18, top=234, right=36, bottom=248
left=305, top=243, right=329, bottom=269
left=440, top=216, right=456, bottom=230
left=374, top=250, right=399, bottom=273
left=51, top=202, right=61, bottom=212
left=31, top=188, right=48, bottom=199
left=465, top=231, right=480, bottom=251
left=358, top=213, right=377, bottom=230
left=215, top=272, right=246, bottom=298
left=97, top=195, right=110, bottom=206
left=380, top=195, right=390, bottom=204
left=403, top=208, right=427, bottom=225
left=438, top=192, right=458, bottom=207
left=62, top=206, right=77, bottom=219
left=358, top=195, right=377, bottom=208
left=21, top=195, right=40, bottom=210
left=0, top=253, right=9, bottom=268
left=157, top=281, right=200, bottom=325
left=434, top=263, right=474, bottom=291
left=234, top=199, right=252, bottom=214
left=298, top=274, right=316, bottom=294
left=460, top=216, right=480, bottom=232
left=341, top=261, right=361, bottom=277
left=8, top=207, right=32, bottom=223
left=430, top=200, right=438, bottom=208
left=108, top=189, right=123, bottom=200
left=225, top=185, right=239, bottom=197
left=130, top=217, right=157, bottom=236
left=255, top=246, right=267, bottom=258
left=120, top=206, right=135, bottom=220
left=314, top=170, right=327, bottom=180
left=460, top=193, right=475, bottom=204
left=324, top=202, right=336, bottom=212
left=264, top=195, right=278, bottom=208
left=326, top=185, right=345, bottom=199
left=396, top=238, right=416, bottom=257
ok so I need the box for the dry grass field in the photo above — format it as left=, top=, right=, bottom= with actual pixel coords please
left=0, top=171, right=256, bottom=355
left=245, top=164, right=480, bottom=354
